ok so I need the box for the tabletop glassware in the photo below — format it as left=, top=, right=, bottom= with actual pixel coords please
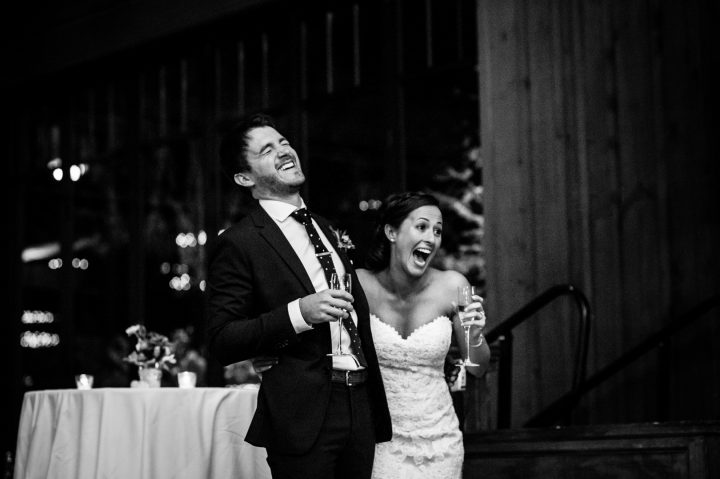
left=178, top=371, right=197, bottom=388
left=327, top=273, right=353, bottom=357
left=75, top=374, right=94, bottom=390
left=457, top=285, right=485, bottom=366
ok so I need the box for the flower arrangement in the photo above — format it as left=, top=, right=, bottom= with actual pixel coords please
left=124, top=324, right=177, bottom=370
left=330, top=227, right=355, bottom=252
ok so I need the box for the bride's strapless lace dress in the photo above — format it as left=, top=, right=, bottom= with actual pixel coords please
left=370, top=314, right=463, bottom=479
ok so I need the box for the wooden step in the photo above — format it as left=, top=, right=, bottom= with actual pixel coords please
left=464, top=421, right=720, bottom=479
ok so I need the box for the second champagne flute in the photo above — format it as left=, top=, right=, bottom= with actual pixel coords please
left=457, top=285, right=484, bottom=366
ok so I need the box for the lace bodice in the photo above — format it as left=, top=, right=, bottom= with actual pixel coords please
left=370, top=314, right=463, bottom=479
left=371, top=314, right=450, bottom=393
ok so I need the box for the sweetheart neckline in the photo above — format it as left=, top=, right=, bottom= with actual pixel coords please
left=370, top=314, right=449, bottom=341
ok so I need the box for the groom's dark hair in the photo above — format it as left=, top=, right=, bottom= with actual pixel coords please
left=219, top=113, right=276, bottom=180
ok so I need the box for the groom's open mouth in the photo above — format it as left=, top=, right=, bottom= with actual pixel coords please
left=277, top=159, right=297, bottom=171
left=412, top=246, right=432, bottom=266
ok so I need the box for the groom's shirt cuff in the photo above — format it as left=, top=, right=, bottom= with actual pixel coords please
left=289, top=299, right=313, bottom=333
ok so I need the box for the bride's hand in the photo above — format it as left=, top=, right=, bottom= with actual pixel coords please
left=460, top=295, right=486, bottom=321
left=463, top=295, right=486, bottom=344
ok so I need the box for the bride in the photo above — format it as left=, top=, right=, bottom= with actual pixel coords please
left=357, top=191, right=490, bottom=479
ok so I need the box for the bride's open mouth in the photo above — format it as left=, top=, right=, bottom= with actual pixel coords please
left=412, top=246, right=432, bottom=266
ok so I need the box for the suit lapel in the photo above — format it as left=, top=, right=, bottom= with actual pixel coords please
left=250, top=207, right=316, bottom=295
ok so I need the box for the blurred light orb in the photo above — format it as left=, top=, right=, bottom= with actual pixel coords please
left=20, top=331, right=60, bottom=348
left=69, top=164, right=81, bottom=182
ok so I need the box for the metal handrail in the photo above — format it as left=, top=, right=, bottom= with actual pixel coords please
left=484, top=284, right=592, bottom=428
left=524, top=294, right=720, bottom=427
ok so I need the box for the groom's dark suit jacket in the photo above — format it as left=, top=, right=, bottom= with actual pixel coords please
left=206, top=204, right=392, bottom=454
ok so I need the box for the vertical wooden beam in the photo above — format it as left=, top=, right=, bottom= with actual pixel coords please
left=237, top=41, right=246, bottom=116
left=611, top=0, right=669, bottom=422
left=3, top=98, right=30, bottom=455
left=261, top=33, right=269, bottom=109
left=425, top=0, right=433, bottom=68
left=213, top=47, right=222, bottom=120
left=525, top=0, right=574, bottom=410
left=661, top=0, right=720, bottom=422
left=455, top=0, right=464, bottom=60
left=353, top=3, right=361, bottom=87
left=180, top=58, right=189, bottom=132
left=87, top=88, right=96, bottom=159
left=326, top=11, right=334, bottom=94
left=565, top=0, right=593, bottom=331
left=60, top=94, right=77, bottom=381
left=563, top=0, right=593, bottom=424
left=391, top=0, right=406, bottom=192
left=478, top=0, right=537, bottom=426
left=299, top=22, right=308, bottom=101
left=296, top=8, right=310, bottom=202
left=159, top=64, right=168, bottom=137
left=108, top=83, right=117, bottom=149
left=298, top=16, right=310, bottom=188
left=130, top=73, right=146, bottom=327
left=577, top=0, right=625, bottom=424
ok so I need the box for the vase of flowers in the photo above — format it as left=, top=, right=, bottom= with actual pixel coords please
left=123, top=324, right=176, bottom=387
left=138, top=366, right=163, bottom=388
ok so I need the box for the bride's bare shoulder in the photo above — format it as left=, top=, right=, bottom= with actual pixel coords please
left=356, top=268, right=372, bottom=282
left=429, top=268, right=466, bottom=288
left=425, top=270, right=467, bottom=303
left=356, top=269, right=379, bottom=291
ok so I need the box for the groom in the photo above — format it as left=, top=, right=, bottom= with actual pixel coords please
left=206, top=114, right=391, bottom=479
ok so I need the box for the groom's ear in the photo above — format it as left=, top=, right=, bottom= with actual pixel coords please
left=234, top=172, right=254, bottom=188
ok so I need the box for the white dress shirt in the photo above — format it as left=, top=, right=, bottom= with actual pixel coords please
left=259, top=199, right=362, bottom=370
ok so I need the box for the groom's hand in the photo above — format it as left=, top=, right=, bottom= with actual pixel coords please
left=299, top=289, right=355, bottom=325
left=252, top=356, right=278, bottom=373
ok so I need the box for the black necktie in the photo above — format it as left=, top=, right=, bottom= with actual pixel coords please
left=291, top=208, right=367, bottom=367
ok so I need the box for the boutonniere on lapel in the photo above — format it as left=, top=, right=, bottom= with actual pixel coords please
left=330, top=227, right=355, bottom=256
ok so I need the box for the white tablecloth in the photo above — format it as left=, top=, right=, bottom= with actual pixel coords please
left=14, top=386, right=271, bottom=479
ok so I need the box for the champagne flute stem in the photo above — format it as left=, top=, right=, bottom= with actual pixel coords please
left=465, top=326, right=471, bottom=363
left=338, top=319, right=343, bottom=354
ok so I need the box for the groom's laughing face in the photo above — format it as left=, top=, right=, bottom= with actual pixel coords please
left=237, top=126, right=305, bottom=199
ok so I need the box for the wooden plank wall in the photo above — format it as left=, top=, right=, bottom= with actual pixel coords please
left=477, top=0, right=719, bottom=427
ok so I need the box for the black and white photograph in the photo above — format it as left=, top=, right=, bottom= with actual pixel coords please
left=2, top=1, right=718, bottom=478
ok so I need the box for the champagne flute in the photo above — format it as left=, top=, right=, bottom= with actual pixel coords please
left=457, top=285, right=485, bottom=366
left=327, top=273, right=353, bottom=357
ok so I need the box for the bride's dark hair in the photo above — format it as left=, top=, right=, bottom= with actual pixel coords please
left=365, top=191, right=440, bottom=271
